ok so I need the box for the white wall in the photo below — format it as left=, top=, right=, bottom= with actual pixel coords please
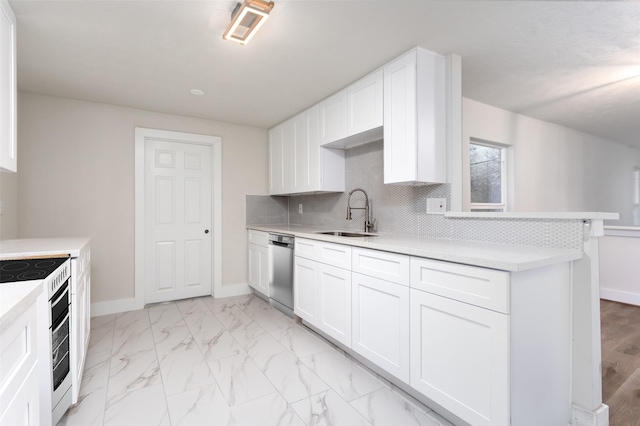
left=462, top=98, right=640, bottom=225
left=15, top=92, right=268, bottom=304
left=0, top=170, right=18, bottom=239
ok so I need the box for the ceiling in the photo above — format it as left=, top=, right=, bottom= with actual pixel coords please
left=9, top=0, right=640, bottom=148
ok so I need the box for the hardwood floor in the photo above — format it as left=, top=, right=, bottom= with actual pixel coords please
left=601, top=299, right=640, bottom=426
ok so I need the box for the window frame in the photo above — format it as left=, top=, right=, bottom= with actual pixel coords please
left=469, top=140, right=508, bottom=212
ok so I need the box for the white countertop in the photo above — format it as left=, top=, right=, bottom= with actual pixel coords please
left=0, top=237, right=91, bottom=259
left=247, top=225, right=583, bottom=272
left=0, top=280, right=43, bottom=332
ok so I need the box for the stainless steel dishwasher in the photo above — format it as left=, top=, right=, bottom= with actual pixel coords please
left=268, top=232, right=295, bottom=317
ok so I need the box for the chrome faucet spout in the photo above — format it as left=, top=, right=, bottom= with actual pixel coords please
left=346, top=188, right=373, bottom=233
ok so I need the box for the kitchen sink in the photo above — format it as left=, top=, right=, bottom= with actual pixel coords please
left=315, top=231, right=378, bottom=237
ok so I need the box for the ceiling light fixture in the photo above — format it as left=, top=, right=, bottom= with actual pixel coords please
left=222, top=0, right=274, bottom=45
left=190, top=89, right=205, bottom=96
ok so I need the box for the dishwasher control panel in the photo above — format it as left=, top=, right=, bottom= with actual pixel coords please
left=268, top=233, right=295, bottom=246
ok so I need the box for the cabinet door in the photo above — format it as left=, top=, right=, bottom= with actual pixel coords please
left=293, top=106, right=321, bottom=193
left=281, top=120, right=295, bottom=194
left=0, top=301, right=39, bottom=425
left=269, top=125, right=284, bottom=194
left=319, top=89, right=348, bottom=146
left=294, top=256, right=317, bottom=323
left=256, top=245, right=269, bottom=296
left=0, top=363, right=39, bottom=426
left=317, top=263, right=351, bottom=347
left=352, top=273, right=409, bottom=382
left=84, top=271, right=91, bottom=353
left=307, top=106, right=321, bottom=191
left=348, top=70, right=383, bottom=136
left=71, top=276, right=86, bottom=404
left=248, top=243, right=269, bottom=297
left=0, top=2, right=16, bottom=173
left=383, top=51, right=417, bottom=184
left=410, top=289, right=509, bottom=426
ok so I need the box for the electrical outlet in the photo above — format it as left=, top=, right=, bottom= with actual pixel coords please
left=426, top=198, right=446, bottom=214
left=298, top=204, right=303, bottom=214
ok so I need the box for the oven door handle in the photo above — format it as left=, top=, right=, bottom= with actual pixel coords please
left=52, top=312, right=70, bottom=335
left=51, top=283, right=69, bottom=308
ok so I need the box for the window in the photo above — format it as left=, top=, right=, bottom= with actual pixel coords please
left=469, top=141, right=506, bottom=212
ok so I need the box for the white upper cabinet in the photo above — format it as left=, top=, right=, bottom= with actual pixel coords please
left=268, top=47, right=458, bottom=192
left=319, top=89, right=348, bottom=146
left=269, top=105, right=344, bottom=195
left=320, top=70, right=384, bottom=149
left=269, top=122, right=285, bottom=194
left=348, top=69, right=383, bottom=136
left=269, top=120, right=297, bottom=195
left=0, top=0, right=17, bottom=173
left=383, top=48, right=446, bottom=185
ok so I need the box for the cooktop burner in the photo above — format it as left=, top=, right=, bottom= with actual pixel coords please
left=0, top=258, right=69, bottom=284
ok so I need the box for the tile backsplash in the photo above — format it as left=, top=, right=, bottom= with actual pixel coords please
left=287, top=140, right=451, bottom=237
left=245, top=195, right=289, bottom=226
left=246, top=139, right=584, bottom=251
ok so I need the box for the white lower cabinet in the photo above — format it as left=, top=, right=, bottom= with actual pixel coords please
left=317, top=263, right=351, bottom=347
left=410, top=289, right=509, bottom=426
left=0, top=298, right=40, bottom=425
left=294, top=256, right=352, bottom=347
left=293, top=256, right=317, bottom=323
left=248, top=230, right=270, bottom=298
left=293, top=238, right=352, bottom=347
left=286, top=237, right=570, bottom=426
left=352, top=272, right=410, bottom=383
left=70, top=243, right=91, bottom=405
left=248, top=243, right=269, bottom=297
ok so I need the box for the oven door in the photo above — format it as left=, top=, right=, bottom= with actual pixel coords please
left=50, top=280, right=71, bottom=408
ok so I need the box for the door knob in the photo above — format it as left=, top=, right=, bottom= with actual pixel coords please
left=204, top=229, right=210, bottom=234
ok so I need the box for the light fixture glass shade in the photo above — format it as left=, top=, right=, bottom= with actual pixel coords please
left=223, top=0, right=274, bottom=45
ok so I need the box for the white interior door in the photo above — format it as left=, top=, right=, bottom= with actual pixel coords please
left=144, top=139, right=212, bottom=304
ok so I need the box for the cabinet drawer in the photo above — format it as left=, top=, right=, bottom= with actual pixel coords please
left=352, top=248, right=409, bottom=286
left=295, top=238, right=351, bottom=270
left=316, top=241, right=351, bottom=270
left=248, top=230, right=269, bottom=247
left=410, top=257, right=509, bottom=314
left=295, top=238, right=316, bottom=260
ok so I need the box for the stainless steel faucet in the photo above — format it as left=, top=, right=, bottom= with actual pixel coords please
left=346, top=188, right=373, bottom=233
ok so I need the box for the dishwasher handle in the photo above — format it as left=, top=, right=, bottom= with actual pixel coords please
left=269, top=240, right=293, bottom=249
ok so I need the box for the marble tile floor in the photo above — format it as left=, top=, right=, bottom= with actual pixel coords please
left=59, top=294, right=454, bottom=426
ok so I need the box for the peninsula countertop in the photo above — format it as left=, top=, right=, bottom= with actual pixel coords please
left=247, top=224, right=582, bottom=272
left=0, top=237, right=91, bottom=260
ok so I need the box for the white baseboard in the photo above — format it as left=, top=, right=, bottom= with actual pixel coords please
left=91, top=297, right=141, bottom=317
left=600, top=288, right=640, bottom=307
left=91, top=284, right=253, bottom=317
left=214, top=282, right=253, bottom=299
